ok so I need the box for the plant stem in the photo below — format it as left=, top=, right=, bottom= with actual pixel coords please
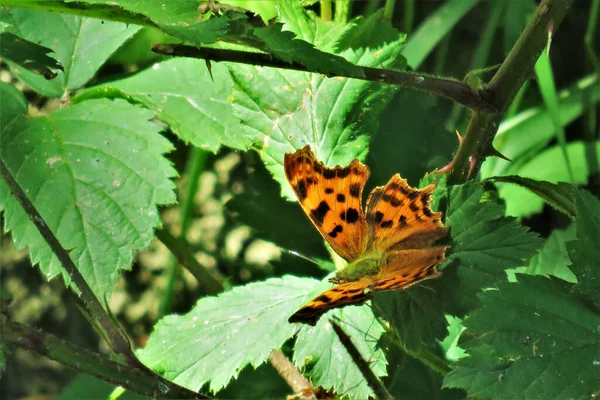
left=402, top=0, right=414, bottom=32
left=268, top=349, right=315, bottom=398
left=152, top=44, right=497, bottom=113
left=155, top=227, right=225, bottom=294
left=447, top=0, right=574, bottom=183
left=1, top=315, right=206, bottom=399
left=334, top=0, right=351, bottom=23
left=383, top=0, right=396, bottom=22
left=0, top=159, right=133, bottom=363
left=330, top=320, right=392, bottom=400
left=321, top=0, right=332, bottom=22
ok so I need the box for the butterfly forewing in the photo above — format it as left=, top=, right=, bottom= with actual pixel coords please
left=284, top=146, right=369, bottom=262
left=365, top=175, right=447, bottom=252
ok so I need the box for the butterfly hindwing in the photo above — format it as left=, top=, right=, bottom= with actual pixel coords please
left=284, top=146, right=369, bottom=262
left=365, top=175, right=447, bottom=252
left=288, top=280, right=371, bottom=326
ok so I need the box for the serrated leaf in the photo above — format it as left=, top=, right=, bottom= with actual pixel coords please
left=5, top=8, right=140, bottom=97
left=510, top=225, right=577, bottom=283
left=486, top=176, right=576, bottom=218
left=230, top=3, right=406, bottom=197
left=78, top=59, right=247, bottom=152
left=140, top=276, right=385, bottom=396
left=568, top=189, right=600, bottom=307
left=0, top=99, right=176, bottom=299
left=0, top=32, right=63, bottom=79
left=445, top=182, right=544, bottom=292
left=253, top=23, right=363, bottom=77
left=140, top=276, right=305, bottom=393
left=0, top=81, right=28, bottom=129
left=293, top=300, right=387, bottom=399
left=444, top=275, right=600, bottom=400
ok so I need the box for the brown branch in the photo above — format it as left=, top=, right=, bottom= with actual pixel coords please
left=447, top=0, right=574, bottom=183
left=1, top=314, right=206, bottom=399
left=268, top=349, right=316, bottom=399
left=151, top=44, right=497, bottom=113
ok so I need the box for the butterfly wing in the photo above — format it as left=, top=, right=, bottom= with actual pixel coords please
left=365, top=174, right=447, bottom=252
left=369, top=247, right=446, bottom=291
left=288, top=280, right=372, bottom=326
left=284, top=146, right=369, bottom=262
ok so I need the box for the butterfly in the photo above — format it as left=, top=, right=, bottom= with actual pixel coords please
left=284, top=146, right=448, bottom=325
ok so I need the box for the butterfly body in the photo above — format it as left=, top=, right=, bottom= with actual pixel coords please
left=333, top=250, right=383, bottom=283
left=284, top=146, right=448, bottom=326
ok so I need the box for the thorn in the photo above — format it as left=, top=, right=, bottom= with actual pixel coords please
left=486, top=146, right=511, bottom=162
left=455, top=130, right=464, bottom=143
left=205, top=59, right=214, bottom=83
left=466, top=154, right=477, bottom=180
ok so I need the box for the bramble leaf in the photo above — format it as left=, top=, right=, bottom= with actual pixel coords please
left=0, top=99, right=176, bottom=299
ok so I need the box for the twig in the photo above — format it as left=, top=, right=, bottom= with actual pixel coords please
left=151, top=44, right=497, bottom=113
left=155, top=227, right=225, bottom=295
left=329, top=320, right=392, bottom=400
left=447, top=0, right=574, bottom=183
left=268, top=349, right=316, bottom=399
left=1, top=314, right=206, bottom=399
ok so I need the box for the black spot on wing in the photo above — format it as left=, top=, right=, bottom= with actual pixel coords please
left=310, top=201, right=330, bottom=225
left=408, top=191, right=419, bottom=200
left=323, top=169, right=336, bottom=179
left=336, top=193, right=346, bottom=203
left=295, top=180, right=307, bottom=200
left=349, top=183, right=361, bottom=198
left=313, top=163, right=323, bottom=174
left=325, top=187, right=334, bottom=194
left=409, top=201, right=419, bottom=212
left=380, top=220, right=393, bottom=228
left=374, top=211, right=383, bottom=223
left=328, top=225, right=343, bottom=238
left=337, top=168, right=350, bottom=178
left=345, top=208, right=359, bottom=224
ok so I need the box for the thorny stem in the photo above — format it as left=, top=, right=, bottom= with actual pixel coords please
left=268, top=349, right=316, bottom=399
left=152, top=44, right=497, bottom=113
left=447, top=0, right=574, bottom=183
left=1, top=315, right=206, bottom=399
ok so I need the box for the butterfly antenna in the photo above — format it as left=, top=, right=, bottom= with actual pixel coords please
left=287, top=250, right=321, bottom=266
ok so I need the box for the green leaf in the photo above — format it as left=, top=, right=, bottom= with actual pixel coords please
left=495, top=141, right=600, bottom=217
left=0, top=99, right=176, bottom=299
left=444, top=275, right=600, bottom=400
left=439, top=315, right=468, bottom=362
left=480, top=74, right=600, bottom=179
left=368, top=91, right=456, bottom=187
left=402, top=0, right=481, bottom=69
left=140, top=276, right=385, bottom=397
left=253, top=23, right=364, bottom=77
left=444, top=182, right=543, bottom=307
left=0, top=81, right=28, bottom=129
left=293, top=301, right=387, bottom=399
left=374, top=182, right=543, bottom=351
left=568, top=189, right=600, bottom=307
left=230, top=3, right=406, bottom=197
left=509, top=225, right=577, bottom=283
left=4, top=8, right=140, bottom=97
left=486, top=176, right=576, bottom=218
left=225, top=158, right=328, bottom=260
left=77, top=59, right=247, bottom=152
left=0, top=32, right=63, bottom=79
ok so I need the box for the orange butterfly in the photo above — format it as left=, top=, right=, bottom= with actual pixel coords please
left=285, top=146, right=448, bottom=325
